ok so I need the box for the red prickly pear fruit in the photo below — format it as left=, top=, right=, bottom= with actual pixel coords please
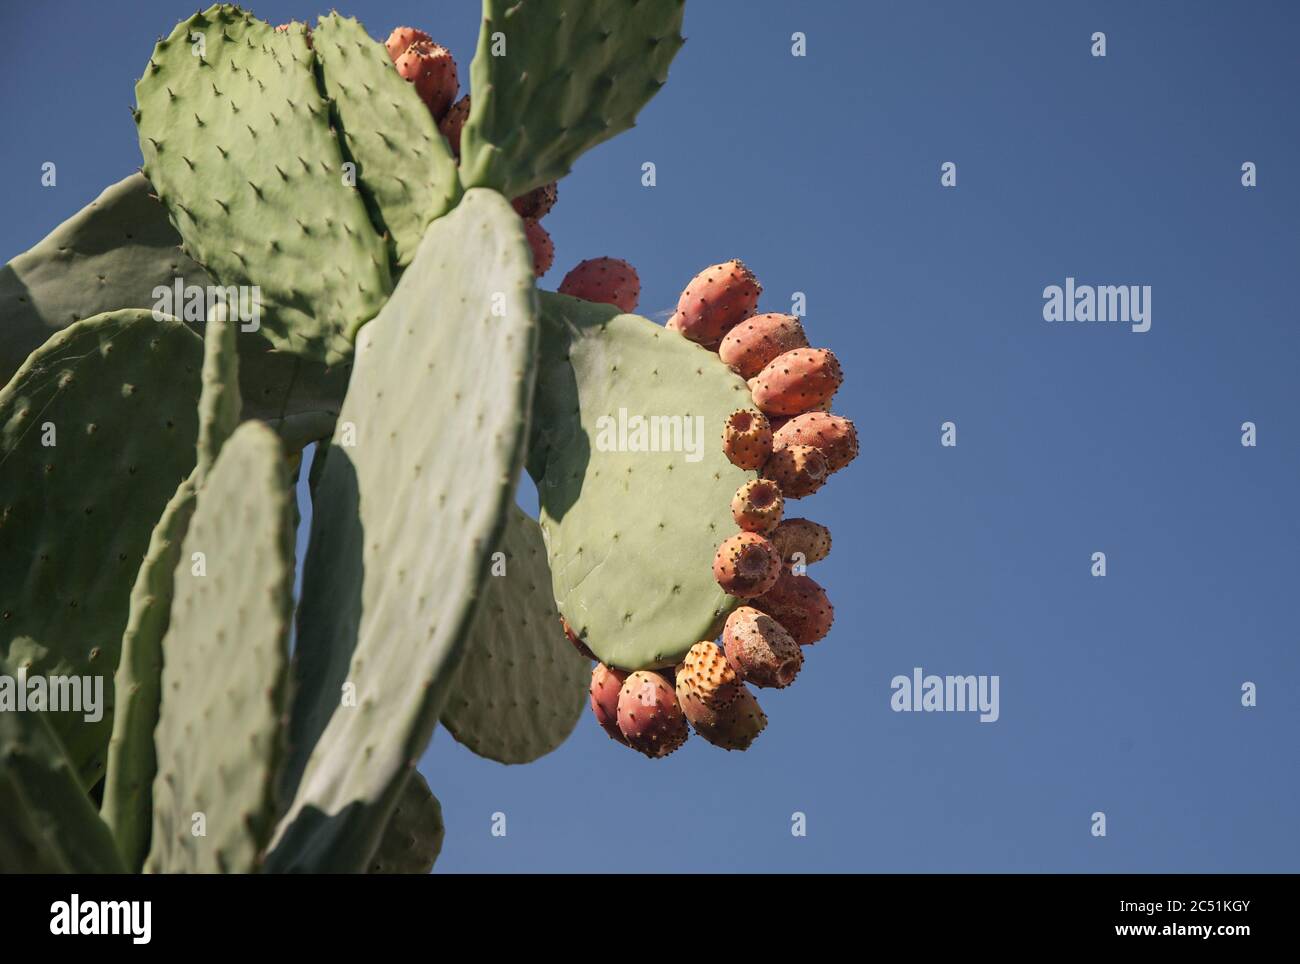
left=617, top=671, right=689, bottom=758
left=523, top=219, right=554, bottom=276
left=762, top=444, right=827, bottom=498
left=438, top=95, right=470, bottom=157
left=558, top=257, right=641, bottom=313
left=712, top=532, right=782, bottom=599
left=772, top=412, right=858, bottom=474
left=723, top=606, right=803, bottom=689
left=718, top=313, right=809, bottom=379
left=385, top=26, right=433, bottom=61
left=511, top=181, right=559, bottom=220
left=770, top=518, right=832, bottom=567
left=730, top=478, right=784, bottom=534
left=752, top=571, right=834, bottom=645
left=590, top=663, right=629, bottom=744
left=677, top=678, right=768, bottom=751
left=677, top=641, right=743, bottom=709
left=721, top=409, right=772, bottom=471
left=394, top=41, right=459, bottom=120
left=666, top=259, right=761, bottom=346
left=562, top=616, right=596, bottom=661
left=750, top=348, right=843, bottom=417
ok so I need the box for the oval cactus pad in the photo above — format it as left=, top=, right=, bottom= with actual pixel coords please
left=269, top=188, right=537, bottom=871
left=529, top=292, right=754, bottom=670
left=441, top=504, right=590, bottom=764
left=0, top=309, right=201, bottom=787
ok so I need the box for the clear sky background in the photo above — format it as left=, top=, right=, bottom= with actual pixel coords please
left=2, top=1, right=1297, bottom=872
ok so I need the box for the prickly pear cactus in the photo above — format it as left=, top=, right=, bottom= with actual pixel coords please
left=459, top=0, right=686, bottom=199
left=102, top=312, right=242, bottom=869
left=441, top=504, right=590, bottom=764
left=135, top=4, right=393, bottom=364
left=0, top=660, right=125, bottom=872
left=0, top=173, right=351, bottom=422
left=367, top=771, right=445, bottom=874
left=528, top=292, right=753, bottom=670
left=270, top=188, right=537, bottom=871
left=0, top=0, right=851, bottom=874
left=313, top=12, right=461, bottom=268
left=0, top=309, right=202, bottom=786
left=146, top=421, right=295, bottom=873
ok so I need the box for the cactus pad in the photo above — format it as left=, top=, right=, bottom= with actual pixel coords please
left=528, top=292, right=752, bottom=670
left=366, top=770, right=444, bottom=874
left=0, top=309, right=202, bottom=786
left=0, top=174, right=208, bottom=381
left=146, top=421, right=294, bottom=873
left=459, top=0, right=686, bottom=199
left=269, top=188, right=537, bottom=871
left=441, top=504, right=589, bottom=764
left=313, top=13, right=461, bottom=269
left=0, top=661, right=125, bottom=872
left=103, top=313, right=241, bottom=868
left=135, top=4, right=392, bottom=364
left=0, top=172, right=351, bottom=422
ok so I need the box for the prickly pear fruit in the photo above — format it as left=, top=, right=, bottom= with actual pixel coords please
left=770, top=518, right=832, bottom=567
left=762, top=444, right=827, bottom=498
left=394, top=41, right=459, bottom=120
left=677, top=678, right=767, bottom=751
left=524, top=219, right=554, bottom=277
left=712, top=532, right=782, bottom=599
left=718, top=313, right=809, bottom=379
left=752, top=572, right=834, bottom=645
left=730, top=478, right=784, bottom=534
left=750, top=348, right=843, bottom=417
left=562, top=616, right=596, bottom=661
left=723, top=606, right=803, bottom=689
left=439, top=95, right=470, bottom=156
left=385, top=25, right=432, bottom=61
left=722, top=409, right=772, bottom=470
left=667, top=259, right=761, bottom=346
left=617, top=671, right=689, bottom=758
left=677, top=641, right=743, bottom=709
left=512, top=182, right=559, bottom=220
left=558, top=257, right=640, bottom=313
left=773, top=412, right=858, bottom=473
left=590, top=663, right=629, bottom=744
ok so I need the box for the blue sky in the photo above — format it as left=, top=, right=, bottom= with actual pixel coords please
left=3, top=1, right=1297, bottom=872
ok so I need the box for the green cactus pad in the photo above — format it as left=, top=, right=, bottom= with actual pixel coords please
left=313, top=13, right=461, bottom=269
left=367, top=770, right=444, bottom=874
left=0, top=309, right=202, bottom=786
left=146, top=421, right=294, bottom=873
left=0, top=172, right=351, bottom=422
left=459, top=0, right=686, bottom=199
left=100, top=473, right=197, bottom=870
left=194, top=311, right=242, bottom=480
left=0, top=660, right=125, bottom=873
left=529, top=292, right=753, bottom=671
left=102, top=313, right=242, bottom=869
left=135, top=4, right=392, bottom=365
left=269, top=188, right=537, bottom=872
left=441, top=504, right=589, bottom=764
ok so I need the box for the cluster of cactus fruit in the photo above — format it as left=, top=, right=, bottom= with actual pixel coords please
left=583, top=260, right=856, bottom=757
left=0, top=0, right=850, bottom=873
